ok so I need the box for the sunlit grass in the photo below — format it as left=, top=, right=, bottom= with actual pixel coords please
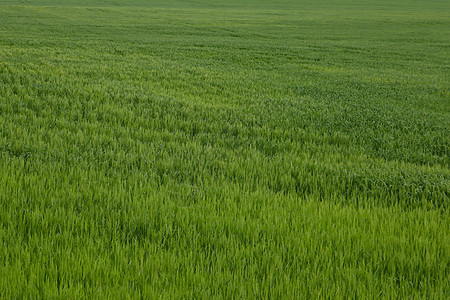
left=0, top=0, right=449, bottom=297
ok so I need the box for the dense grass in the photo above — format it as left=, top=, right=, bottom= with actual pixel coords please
left=0, top=0, right=449, bottom=297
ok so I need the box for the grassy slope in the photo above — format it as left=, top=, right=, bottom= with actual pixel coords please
left=0, top=0, right=449, bottom=298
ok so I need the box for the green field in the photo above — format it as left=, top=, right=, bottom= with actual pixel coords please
left=0, top=0, right=449, bottom=298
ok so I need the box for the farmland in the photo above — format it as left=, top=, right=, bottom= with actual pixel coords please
left=0, top=0, right=449, bottom=298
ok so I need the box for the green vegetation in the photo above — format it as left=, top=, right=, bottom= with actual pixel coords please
left=0, top=0, right=449, bottom=297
